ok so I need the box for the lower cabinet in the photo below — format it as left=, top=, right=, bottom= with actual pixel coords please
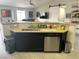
left=14, top=33, right=44, bottom=51
left=12, top=32, right=67, bottom=52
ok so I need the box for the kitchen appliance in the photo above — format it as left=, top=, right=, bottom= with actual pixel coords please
left=44, top=36, right=60, bottom=52
left=49, top=4, right=66, bottom=22
left=40, top=12, right=49, bottom=19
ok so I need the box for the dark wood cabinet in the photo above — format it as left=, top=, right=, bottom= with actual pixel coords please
left=13, top=33, right=44, bottom=51
left=11, top=32, right=67, bottom=52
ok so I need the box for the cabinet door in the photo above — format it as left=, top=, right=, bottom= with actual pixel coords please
left=30, top=36, right=44, bottom=51
left=14, top=32, right=32, bottom=51
left=15, top=37, right=32, bottom=51
left=14, top=33, right=44, bottom=51
left=28, top=33, right=44, bottom=51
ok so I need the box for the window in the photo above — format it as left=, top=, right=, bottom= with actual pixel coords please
left=16, top=10, right=25, bottom=21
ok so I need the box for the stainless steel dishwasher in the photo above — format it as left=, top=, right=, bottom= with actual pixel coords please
left=44, top=37, right=60, bottom=52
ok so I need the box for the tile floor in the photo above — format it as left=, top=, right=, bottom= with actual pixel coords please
left=0, top=39, right=79, bottom=59
left=0, top=44, right=79, bottom=59
left=5, top=35, right=79, bottom=59
left=5, top=51, right=78, bottom=59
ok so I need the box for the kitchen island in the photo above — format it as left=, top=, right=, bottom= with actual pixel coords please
left=9, top=29, right=67, bottom=53
left=4, top=22, right=68, bottom=53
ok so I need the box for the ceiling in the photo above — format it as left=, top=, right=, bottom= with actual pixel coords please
left=0, top=0, right=51, bottom=8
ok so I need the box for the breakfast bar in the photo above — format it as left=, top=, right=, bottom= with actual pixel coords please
left=10, top=29, right=67, bottom=53
left=4, top=22, right=68, bottom=53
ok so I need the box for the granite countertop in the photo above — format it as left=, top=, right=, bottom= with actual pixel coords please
left=10, top=29, right=68, bottom=33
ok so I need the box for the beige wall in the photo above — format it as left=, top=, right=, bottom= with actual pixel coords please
left=36, top=0, right=51, bottom=14
left=36, top=0, right=76, bottom=14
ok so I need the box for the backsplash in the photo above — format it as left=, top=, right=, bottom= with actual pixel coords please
left=10, top=22, right=67, bottom=31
